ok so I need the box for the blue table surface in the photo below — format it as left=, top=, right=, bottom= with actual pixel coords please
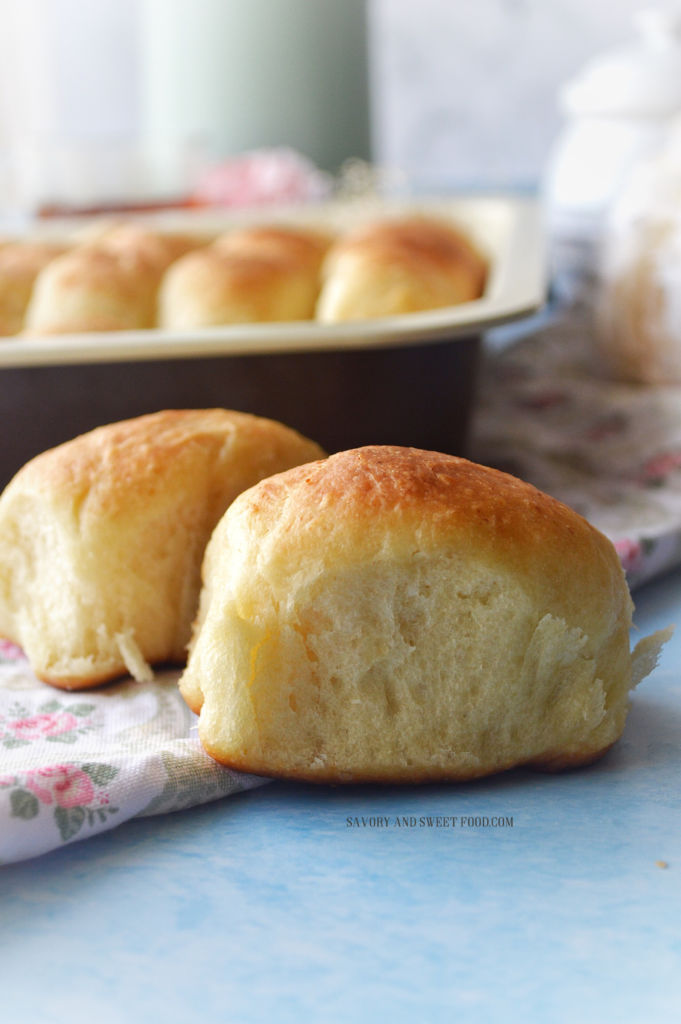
left=1, top=567, right=680, bottom=1024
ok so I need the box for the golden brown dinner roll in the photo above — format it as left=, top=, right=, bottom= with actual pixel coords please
left=24, top=244, right=159, bottom=333
left=181, top=446, right=667, bottom=783
left=23, top=224, right=205, bottom=335
left=0, top=409, right=324, bottom=689
left=0, top=240, right=70, bottom=336
left=316, top=215, right=487, bottom=322
left=158, top=243, right=321, bottom=328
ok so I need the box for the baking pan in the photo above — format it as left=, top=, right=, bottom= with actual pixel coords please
left=0, top=196, right=545, bottom=485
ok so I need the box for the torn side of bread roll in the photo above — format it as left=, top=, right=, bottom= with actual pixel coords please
left=316, top=215, right=488, bottom=322
left=0, top=240, right=71, bottom=336
left=180, top=445, right=670, bottom=783
left=0, top=409, right=325, bottom=690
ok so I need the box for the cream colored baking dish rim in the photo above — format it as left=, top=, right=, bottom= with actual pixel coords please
left=0, top=194, right=546, bottom=368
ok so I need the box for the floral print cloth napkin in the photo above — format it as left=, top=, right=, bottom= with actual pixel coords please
left=472, top=262, right=681, bottom=591
left=0, top=640, right=267, bottom=865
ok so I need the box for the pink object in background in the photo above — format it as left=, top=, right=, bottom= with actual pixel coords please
left=191, top=148, right=333, bottom=208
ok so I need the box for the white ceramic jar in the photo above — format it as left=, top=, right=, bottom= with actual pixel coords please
left=544, top=9, right=681, bottom=243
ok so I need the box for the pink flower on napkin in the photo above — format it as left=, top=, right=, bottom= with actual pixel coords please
left=0, top=639, right=25, bottom=661
left=25, top=765, right=95, bottom=808
left=9, top=712, right=78, bottom=741
left=613, top=537, right=643, bottom=574
left=637, top=448, right=681, bottom=487
left=192, top=148, right=331, bottom=208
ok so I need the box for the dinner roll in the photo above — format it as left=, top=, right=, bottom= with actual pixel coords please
left=158, top=236, right=323, bottom=328
left=23, top=224, right=204, bottom=335
left=24, top=244, right=160, bottom=333
left=0, top=409, right=324, bottom=689
left=0, top=240, right=70, bottom=336
left=181, top=446, right=667, bottom=783
left=316, top=215, right=487, bottom=322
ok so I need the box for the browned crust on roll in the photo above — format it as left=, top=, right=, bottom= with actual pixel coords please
left=214, top=223, right=333, bottom=276
left=0, top=409, right=325, bottom=689
left=158, top=245, right=321, bottom=327
left=326, top=215, right=486, bottom=281
left=316, top=215, right=488, bottom=321
left=11, top=408, right=289, bottom=519
left=21, top=224, right=206, bottom=335
left=239, top=445, right=609, bottom=584
left=24, top=245, right=159, bottom=333
left=182, top=446, right=641, bottom=784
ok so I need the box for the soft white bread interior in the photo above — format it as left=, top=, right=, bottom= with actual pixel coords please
left=180, top=445, right=668, bottom=783
left=0, top=409, right=324, bottom=689
left=316, top=215, right=487, bottom=322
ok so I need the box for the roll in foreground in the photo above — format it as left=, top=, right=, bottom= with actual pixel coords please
left=180, top=446, right=668, bottom=783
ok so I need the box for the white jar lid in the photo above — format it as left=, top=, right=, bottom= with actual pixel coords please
left=562, top=9, right=681, bottom=117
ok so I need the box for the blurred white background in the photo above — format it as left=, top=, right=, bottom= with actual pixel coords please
left=1, top=0, right=680, bottom=210
left=371, top=0, right=681, bottom=190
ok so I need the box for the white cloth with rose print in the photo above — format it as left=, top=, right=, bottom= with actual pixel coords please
left=472, top=265, right=681, bottom=591
left=0, top=641, right=267, bottom=865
